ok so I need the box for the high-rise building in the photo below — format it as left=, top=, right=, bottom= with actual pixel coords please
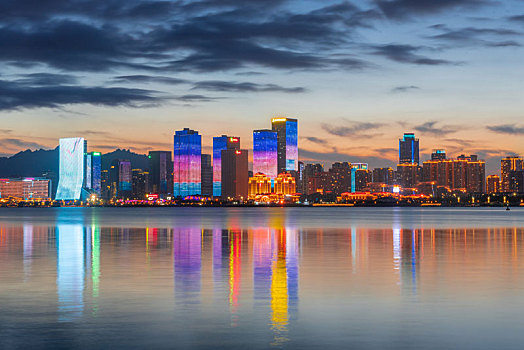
left=431, top=149, right=446, bottom=160
left=109, top=159, right=132, bottom=199
left=212, top=135, right=240, bottom=196
left=271, top=117, right=298, bottom=173
left=0, top=178, right=51, bottom=200
left=56, top=137, right=87, bottom=201
left=248, top=173, right=272, bottom=199
left=274, top=173, right=296, bottom=196
left=132, top=169, right=149, bottom=199
left=329, top=162, right=352, bottom=195
left=396, top=163, right=419, bottom=189
left=253, top=129, right=278, bottom=180
left=201, top=154, right=213, bottom=196
left=173, top=128, right=202, bottom=197
left=221, top=149, right=248, bottom=200
left=148, top=151, right=173, bottom=196
left=508, top=170, right=524, bottom=193
left=420, top=155, right=485, bottom=193
left=351, top=163, right=369, bottom=192
left=399, top=133, right=419, bottom=165
left=85, top=151, right=102, bottom=196
left=295, top=161, right=305, bottom=194
left=464, top=155, right=485, bottom=193
left=487, top=175, right=500, bottom=194
left=372, top=167, right=395, bottom=184
left=501, top=156, right=524, bottom=192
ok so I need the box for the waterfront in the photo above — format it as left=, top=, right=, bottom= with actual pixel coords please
left=1, top=207, right=524, bottom=349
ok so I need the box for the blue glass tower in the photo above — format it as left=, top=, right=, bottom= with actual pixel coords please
left=399, top=133, right=419, bottom=165
left=271, top=118, right=298, bottom=173
left=174, top=128, right=202, bottom=197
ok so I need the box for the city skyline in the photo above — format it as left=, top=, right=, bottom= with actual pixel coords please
left=0, top=0, right=524, bottom=176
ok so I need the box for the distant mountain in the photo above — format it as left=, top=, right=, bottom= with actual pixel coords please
left=0, top=148, right=149, bottom=178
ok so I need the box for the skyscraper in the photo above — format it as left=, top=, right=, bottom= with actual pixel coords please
left=85, top=151, right=102, bottom=196
left=431, top=149, right=446, bottom=160
left=212, top=135, right=240, bottom=196
left=148, top=151, right=173, bottom=196
left=174, top=128, right=202, bottom=197
left=399, top=133, right=420, bottom=165
left=109, top=159, right=132, bottom=199
left=253, top=129, right=278, bottom=180
left=201, top=154, right=213, bottom=196
left=271, top=117, right=298, bottom=173
left=501, top=156, right=523, bottom=192
left=56, top=137, right=87, bottom=201
left=487, top=175, right=500, bottom=194
left=221, top=149, right=248, bottom=200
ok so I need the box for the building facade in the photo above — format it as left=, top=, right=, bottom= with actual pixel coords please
left=174, top=128, right=202, bottom=197
left=109, top=159, right=132, bottom=199
left=212, top=135, right=240, bottom=197
left=399, top=133, right=420, bottom=165
left=221, top=149, right=248, bottom=200
left=271, top=117, right=298, bottom=173
left=253, top=129, right=278, bottom=179
left=148, top=151, right=173, bottom=197
left=501, top=156, right=523, bottom=192
left=248, top=173, right=272, bottom=199
left=201, top=154, right=213, bottom=196
left=0, top=178, right=51, bottom=199
left=55, top=137, right=87, bottom=201
left=487, top=175, right=500, bottom=194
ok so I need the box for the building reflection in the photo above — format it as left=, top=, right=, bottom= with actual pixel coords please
left=173, top=227, right=202, bottom=306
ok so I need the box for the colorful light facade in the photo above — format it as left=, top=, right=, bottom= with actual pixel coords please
left=174, top=128, right=202, bottom=197
left=271, top=118, right=298, bottom=173
left=253, top=130, right=278, bottom=179
left=212, top=136, right=240, bottom=197
left=56, top=137, right=86, bottom=200
left=86, top=152, right=102, bottom=195
left=399, top=133, right=419, bottom=165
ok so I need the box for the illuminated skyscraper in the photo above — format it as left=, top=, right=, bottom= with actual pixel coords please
left=212, top=135, right=240, bottom=197
left=85, top=151, right=102, bottom=196
left=148, top=151, right=173, bottom=196
left=501, top=156, right=523, bottom=192
left=431, top=149, right=446, bottom=160
left=399, top=133, right=419, bottom=165
left=253, top=129, right=278, bottom=180
left=174, top=128, right=202, bottom=197
left=201, top=154, right=213, bottom=196
left=271, top=117, right=298, bottom=173
left=109, top=159, right=132, bottom=199
left=351, top=163, right=368, bottom=192
left=221, top=149, right=248, bottom=200
left=56, top=137, right=87, bottom=201
left=487, top=175, right=500, bottom=194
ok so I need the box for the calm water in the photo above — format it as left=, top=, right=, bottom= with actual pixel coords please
left=1, top=207, right=524, bottom=349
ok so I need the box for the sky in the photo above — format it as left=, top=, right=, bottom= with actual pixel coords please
left=1, top=0, right=524, bottom=174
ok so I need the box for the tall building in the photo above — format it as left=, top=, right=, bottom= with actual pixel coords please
left=248, top=173, right=272, bottom=199
left=399, top=133, right=419, bottom=165
left=372, top=167, right=395, bottom=184
left=508, top=170, right=524, bottom=193
left=431, top=149, right=446, bottom=160
left=132, top=169, right=149, bottom=199
left=56, top=137, right=87, bottom=201
left=0, top=178, right=51, bottom=200
left=487, top=175, right=500, bottom=194
left=396, top=163, right=419, bottom=189
left=295, top=161, right=305, bottom=194
left=221, top=149, right=248, bottom=200
left=109, top=159, right=132, bottom=199
left=274, top=173, right=296, bottom=196
left=173, top=128, right=202, bottom=197
left=85, top=151, right=102, bottom=196
left=329, top=162, right=352, bottom=195
left=271, top=117, right=298, bottom=173
left=253, top=129, right=278, bottom=180
left=148, top=151, right=173, bottom=196
left=212, top=135, right=240, bottom=196
left=351, top=163, right=369, bottom=192
left=501, top=156, right=524, bottom=192
left=201, top=154, right=213, bottom=196
left=421, top=155, right=485, bottom=193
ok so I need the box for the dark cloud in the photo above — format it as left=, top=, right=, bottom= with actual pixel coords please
left=192, top=81, right=306, bottom=93
left=322, top=121, right=383, bottom=138
left=414, top=121, right=458, bottom=136
left=391, top=85, right=420, bottom=93
left=509, top=15, right=524, bottom=23
left=174, top=94, right=221, bottom=103
left=16, top=73, right=78, bottom=85
left=303, top=136, right=327, bottom=145
left=112, top=75, right=188, bottom=85
left=0, top=138, right=48, bottom=150
left=372, top=44, right=456, bottom=65
left=0, top=78, right=164, bottom=111
left=429, top=25, right=521, bottom=47
left=486, top=124, right=524, bottom=135
left=375, top=0, right=489, bottom=19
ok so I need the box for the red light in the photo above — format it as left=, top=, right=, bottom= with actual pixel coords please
left=235, top=150, right=241, bottom=155
left=230, top=137, right=239, bottom=142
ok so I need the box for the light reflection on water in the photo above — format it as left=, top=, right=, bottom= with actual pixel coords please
left=1, top=207, right=524, bottom=349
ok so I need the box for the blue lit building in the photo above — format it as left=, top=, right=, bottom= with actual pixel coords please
left=85, top=152, right=102, bottom=196
left=399, top=133, right=420, bottom=165
left=212, top=135, right=240, bottom=197
left=253, top=129, right=278, bottom=179
left=174, top=128, right=202, bottom=197
left=271, top=117, right=298, bottom=173
left=56, top=137, right=87, bottom=201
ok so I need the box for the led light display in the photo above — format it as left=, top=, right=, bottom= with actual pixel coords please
left=285, top=120, right=298, bottom=171
left=174, top=129, right=201, bottom=197
left=55, top=138, right=85, bottom=200
left=253, top=130, right=278, bottom=179
left=213, top=136, right=227, bottom=197
left=91, top=152, right=102, bottom=195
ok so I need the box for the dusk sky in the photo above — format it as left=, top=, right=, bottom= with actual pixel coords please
left=1, top=0, right=524, bottom=173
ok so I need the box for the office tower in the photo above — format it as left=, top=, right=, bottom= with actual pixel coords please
left=487, top=175, right=500, bottom=194
left=508, top=170, right=524, bottom=193
left=422, top=160, right=439, bottom=183
left=329, top=162, right=352, bottom=195
left=351, top=163, right=369, bottom=192
left=132, top=169, right=149, bottom=199
left=453, top=155, right=469, bottom=190
left=372, top=167, right=395, bottom=184
left=101, top=170, right=109, bottom=200
left=437, top=159, right=453, bottom=188
left=85, top=151, right=102, bottom=196
left=303, top=163, right=325, bottom=195
left=174, top=128, right=202, bottom=197
left=148, top=151, right=173, bottom=196
left=431, top=149, right=446, bottom=160
left=109, top=159, right=132, bottom=199
left=271, top=117, right=298, bottom=173
left=465, top=156, right=485, bottom=193
left=253, top=129, right=278, bottom=179
left=295, top=161, right=305, bottom=194
left=248, top=173, right=272, bottom=199
left=501, top=156, right=524, bottom=192
left=420, top=155, right=485, bottom=193
left=399, top=133, right=419, bottom=165
left=212, top=136, right=240, bottom=196
left=0, top=178, right=51, bottom=199
left=201, top=154, right=213, bottom=196
left=274, top=173, right=296, bottom=196
left=56, top=137, right=87, bottom=201
left=396, top=163, right=418, bottom=189
left=221, top=149, right=248, bottom=200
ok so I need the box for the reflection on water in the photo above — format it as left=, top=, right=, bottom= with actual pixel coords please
left=2, top=208, right=524, bottom=349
